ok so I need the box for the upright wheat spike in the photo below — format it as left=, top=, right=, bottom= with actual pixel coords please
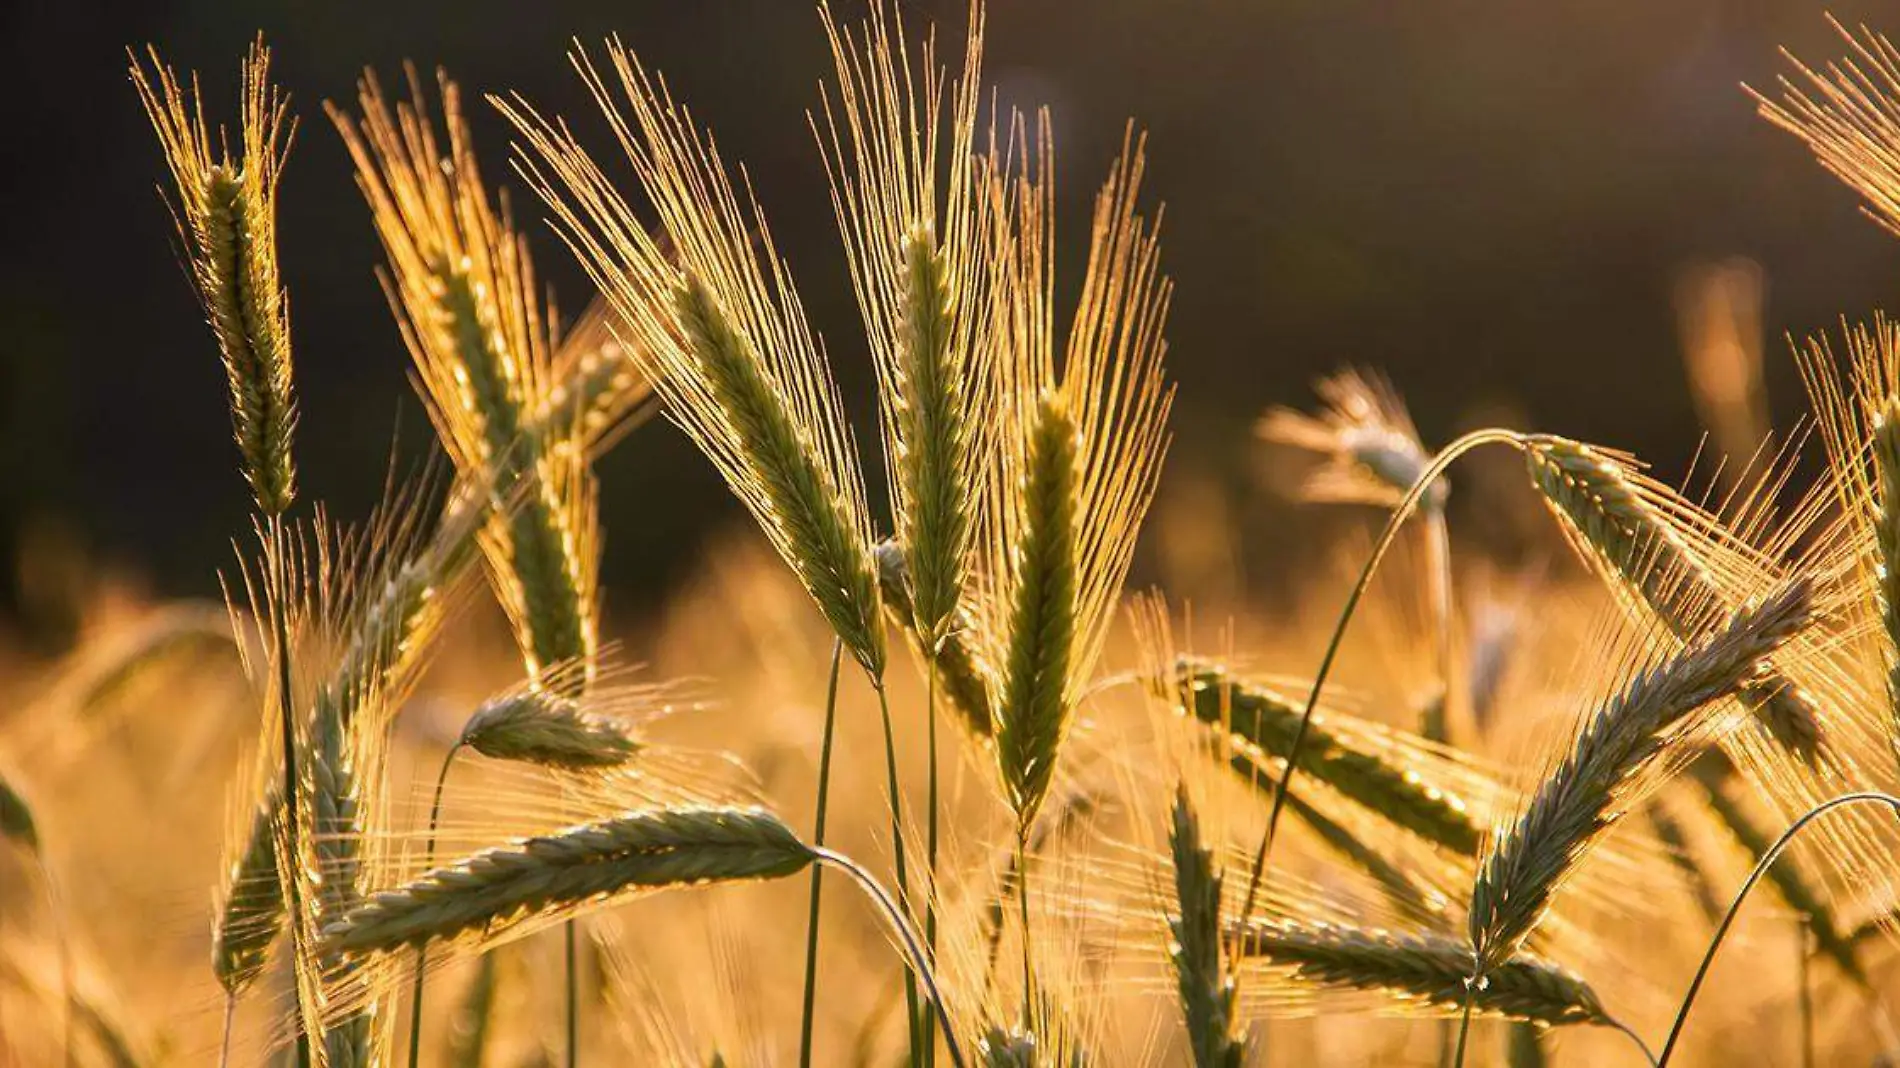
left=978, top=122, right=1174, bottom=831
left=333, top=69, right=599, bottom=692
left=1469, top=578, right=1815, bottom=974
left=500, top=45, right=885, bottom=679
left=1233, top=918, right=1609, bottom=1028
left=131, top=40, right=297, bottom=516
left=1524, top=435, right=1824, bottom=760
left=1167, top=787, right=1244, bottom=1068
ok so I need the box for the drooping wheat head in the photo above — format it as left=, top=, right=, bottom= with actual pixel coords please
left=816, top=0, right=992, bottom=649
left=500, top=44, right=885, bottom=677
left=1258, top=368, right=1445, bottom=513
left=333, top=69, right=599, bottom=693
left=456, top=674, right=648, bottom=770
left=979, top=122, right=1174, bottom=831
left=1231, top=918, right=1608, bottom=1028
left=1524, top=435, right=1825, bottom=760
left=131, top=40, right=298, bottom=516
left=321, top=807, right=815, bottom=957
left=1468, top=578, right=1815, bottom=975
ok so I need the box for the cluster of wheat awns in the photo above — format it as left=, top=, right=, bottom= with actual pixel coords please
left=16, top=4, right=1896, bottom=1066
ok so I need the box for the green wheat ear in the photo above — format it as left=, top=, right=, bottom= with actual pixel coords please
left=1167, top=787, right=1244, bottom=1068
left=131, top=40, right=298, bottom=516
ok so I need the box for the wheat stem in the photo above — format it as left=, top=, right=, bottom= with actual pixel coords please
left=218, top=994, right=235, bottom=1068
left=1656, top=792, right=1900, bottom=1066
left=1235, top=429, right=1522, bottom=935
left=1798, top=916, right=1814, bottom=1068
left=798, top=640, right=844, bottom=1068
left=923, top=660, right=941, bottom=1068
left=811, top=848, right=968, bottom=1068
left=406, top=743, right=462, bottom=1068
left=264, top=525, right=315, bottom=1064
left=1451, top=989, right=1474, bottom=1068
left=871, top=680, right=922, bottom=1063
left=565, top=922, right=579, bottom=1067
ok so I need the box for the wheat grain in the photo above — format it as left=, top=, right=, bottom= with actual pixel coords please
left=212, top=793, right=283, bottom=995
left=130, top=40, right=297, bottom=516
left=1468, top=578, right=1814, bottom=974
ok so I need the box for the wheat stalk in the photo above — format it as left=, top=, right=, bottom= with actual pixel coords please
left=321, top=807, right=814, bottom=955
left=1232, top=918, right=1608, bottom=1028
left=1167, top=787, right=1244, bottom=1068
left=1468, top=578, right=1815, bottom=974
left=130, top=40, right=297, bottom=517
left=1524, top=435, right=1824, bottom=760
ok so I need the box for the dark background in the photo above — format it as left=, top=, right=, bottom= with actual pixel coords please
left=3, top=0, right=1898, bottom=640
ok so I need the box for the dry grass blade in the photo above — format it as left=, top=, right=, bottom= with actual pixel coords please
left=130, top=39, right=297, bottom=516
left=499, top=44, right=885, bottom=677
left=1175, top=659, right=1483, bottom=855
left=877, top=538, right=995, bottom=738
left=333, top=68, right=599, bottom=692
left=1233, top=918, right=1608, bottom=1028
left=1524, top=435, right=1824, bottom=760
left=1468, top=578, right=1815, bottom=973
left=1167, top=787, right=1244, bottom=1068
left=321, top=807, right=814, bottom=956
left=458, top=687, right=642, bottom=769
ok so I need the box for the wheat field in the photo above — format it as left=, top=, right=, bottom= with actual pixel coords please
left=11, top=3, right=1900, bottom=1066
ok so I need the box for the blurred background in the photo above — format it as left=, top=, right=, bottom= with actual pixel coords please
left=4, top=0, right=1899, bottom=649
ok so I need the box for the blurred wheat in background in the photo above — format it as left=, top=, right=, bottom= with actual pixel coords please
left=21, top=3, right=1900, bottom=1066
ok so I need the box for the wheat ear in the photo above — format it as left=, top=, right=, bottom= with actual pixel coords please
left=1167, top=787, right=1244, bottom=1068
left=130, top=40, right=297, bottom=516
left=212, top=793, right=283, bottom=995
left=1757, top=19, right=1900, bottom=237
left=1233, top=918, right=1608, bottom=1028
left=1178, top=659, right=1482, bottom=854
left=333, top=69, right=599, bottom=691
left=1469, top=578, right=1815, bottom=974
left=499, top=46, right=886, bottom=678
left=1525, top=436, right=1823, bottom=759
left=457, top=688, right=642, bottom=769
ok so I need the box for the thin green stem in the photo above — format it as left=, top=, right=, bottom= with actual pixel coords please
left=923, top=660, right=940, bottom=1068
left=1234, top=430, right=1522, bottom=940
left=1657, top=792, right=1900, bottom=1066
left=408, top=743, right=462, bottom=1068
left=218, top=993, right=236, bottom=1068
left=871, top=680, right=921, bottom=1064
left=1016, top=827, right=1034, bottom=1028
left=1606, top=1019, right=1659, bottom=1067
left=812, top=848, right=967, bottom=1068
left=1798, top=916, right=1813, bottom=1068
left=799, top=641, right=845, bottom=1068
left=265, top=521, right=313, bottom=1068
left=1452, top=989, right=1475, bottom=1068
left=565, top=920, right=578, bottom=1067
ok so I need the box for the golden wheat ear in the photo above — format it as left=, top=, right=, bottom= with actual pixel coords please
left=1758, top=19, right=1900, bottom=238
left=498, top=42, right=886, bottom=678
left=332, top=67, right=600, bottom=694
left=980, top=122, right=1174, bottom=831
left=131, top=39, right=298, bottom=516
left=816, top=0, right=992, bottom=651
